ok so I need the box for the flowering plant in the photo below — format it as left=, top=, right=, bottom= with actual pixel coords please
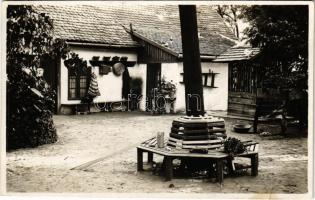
left=160, top=79, right=176, bottom=97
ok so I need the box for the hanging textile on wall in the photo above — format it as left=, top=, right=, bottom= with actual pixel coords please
left=87, top=72, right=101, bottom=97
left=122, top=67, right=131, bottom=99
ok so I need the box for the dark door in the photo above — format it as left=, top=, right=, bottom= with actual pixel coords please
left=146, top=63, right=161, bottom=111
left=41, top=57, right=58, bottom=114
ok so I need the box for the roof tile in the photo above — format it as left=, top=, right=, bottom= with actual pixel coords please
left=34, top=4, right=236, bottom=55
left=213, top=47, right=261, bottom=62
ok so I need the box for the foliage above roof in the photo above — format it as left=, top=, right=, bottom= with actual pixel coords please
left=34, top=4, right=236, bottom=56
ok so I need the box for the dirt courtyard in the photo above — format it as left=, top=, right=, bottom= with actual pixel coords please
left=6, top=112, right=308, bottom=194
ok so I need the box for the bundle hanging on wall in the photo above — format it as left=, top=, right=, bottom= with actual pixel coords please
left=113, top=62, right=125, bottom=76
left=87, top=72, right=101, bottom=97
left=99, top=64, right=112, bottom=75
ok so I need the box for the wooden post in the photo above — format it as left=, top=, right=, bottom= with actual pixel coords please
left=251, top=154, right=259, bottom=176
left=179, top=5, right=205, bottom=116
left=216, top=159, right=224, bottom=185
left=164, top=156, right=173, bottom=181
left=148, top=152, right=153, bottom=163
left=137, top=148, right=143, bottom=171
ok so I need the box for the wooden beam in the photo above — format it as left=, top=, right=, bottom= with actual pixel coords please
left=179, top=5, right=205, bottom=116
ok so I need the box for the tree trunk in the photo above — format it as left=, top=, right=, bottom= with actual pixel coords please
left=179, top=5, right=205, bottom=116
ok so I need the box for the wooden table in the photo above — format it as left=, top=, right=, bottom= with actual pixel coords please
left=137, top=137, right=259, bottom=185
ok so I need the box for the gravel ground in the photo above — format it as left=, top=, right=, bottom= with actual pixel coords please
left=6, top=112, right=308, bottom=194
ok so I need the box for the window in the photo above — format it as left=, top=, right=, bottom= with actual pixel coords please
left=180, top=70, right=219, bottom=88
left=68, top=69, right=89, bottom=100
left=79, top=76, right=87, bottom=97
left=69, top=75, right=77, bottom=99
left=203, top=72, right=218, bottom=88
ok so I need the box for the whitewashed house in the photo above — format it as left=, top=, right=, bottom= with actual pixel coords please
left=35, top=4, right=237, bottom=114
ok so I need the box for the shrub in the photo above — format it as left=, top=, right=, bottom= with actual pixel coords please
left=6, top=5, right=69, bottom=149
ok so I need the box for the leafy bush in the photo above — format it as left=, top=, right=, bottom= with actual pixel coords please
left=223, top=137, right=246, bottom=156
left=7, top=67, right=57, bottom=149
left=6, top=5, right=69, bottom=149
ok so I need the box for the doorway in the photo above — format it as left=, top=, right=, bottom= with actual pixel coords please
left=41, top=56, right=59, bottom=114
left=146, top=63, right=161, bottom=111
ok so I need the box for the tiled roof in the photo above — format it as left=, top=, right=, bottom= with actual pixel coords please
left=34, top=5, right=139, bottom=47
left=213, top=47, right=261, bottom=62
left=132, top=27, right=235, bottom=56
left=34, top=4, right=237, bottom=55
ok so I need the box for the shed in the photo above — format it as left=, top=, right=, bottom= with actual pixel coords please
left=213, top=46, right=262, bottom=117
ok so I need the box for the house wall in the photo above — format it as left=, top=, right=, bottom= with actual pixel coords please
left=58, top=45, right=228, bottom=114
left=160, top=62, right=229, bottom=112
left=59, top=46, right=138, bottom=114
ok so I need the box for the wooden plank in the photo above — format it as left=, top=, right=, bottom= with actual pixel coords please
left=228, top=109, right=256, bottom=116
left=148, top=138, right=157, bottom=146
left=227, top=111, right=255, bottom=117
left=168, top=137, right=179, bottom=143
left=228, top=101, right=256, bottom=107
left=168, top=137, right=183, bottom=148
left=229, top=92, right=256, bottom=99
left=234, top=164, right=251, bottom=170
left=172, top=122, right=225, bottom=128
left=229, top=96, right=256, bottom=105
left=173, top=117, right=225, bottom=123
left=182, top=139, right=222, bottom=145
left=169, top=132, right=225, bottom=141
left=240, top=140, right=253, bottom=144
left=168, top=137, right=224, bottom=148
left=141, top=137, right=156, bottom=145
left=227, top=111, right=255, bottom=118
left=169, top=132, right=184, bottom=139
left=228, top=101, right=256, bottom=108
left=137, top=146, right=229, bottom=158
left=184, top=134, right=223, bottom=140
left=243, top=142, right=259, bottom=146
left=182, top=144, right=223, bottom=149
left=228, top=108, right=256, bottom=116
left=228, top=107, right=256, bottom=116
left=167, top=140, right=177, bottom=147
left=171, top=127, right=226, bottom=134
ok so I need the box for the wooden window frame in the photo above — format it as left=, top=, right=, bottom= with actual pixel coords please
left=68, top=68, right=89, bottom=100
left=180, top=71, right=219, bottom=88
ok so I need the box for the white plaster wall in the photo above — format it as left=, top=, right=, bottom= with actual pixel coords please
left=60, top=46, right=228, bottom=112
left=161, top=62, right=228, bottom=112
left=60, top=46, right=137, bottom=105
left=160, top=63, right=185, bottom=113
left=202, top=62, right=229, bottom=111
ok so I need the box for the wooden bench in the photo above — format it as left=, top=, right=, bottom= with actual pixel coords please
left=137, top=137, right=259, bottom=185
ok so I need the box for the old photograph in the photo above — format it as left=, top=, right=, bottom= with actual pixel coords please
left=2, top=1, right=313, bottom=198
